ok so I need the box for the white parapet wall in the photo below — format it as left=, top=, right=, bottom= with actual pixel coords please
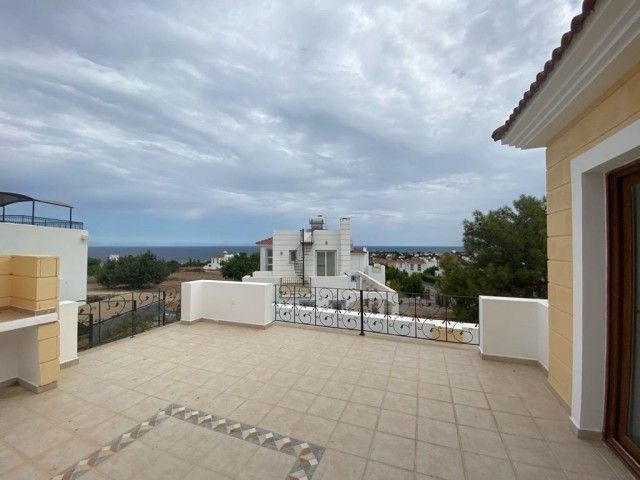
left=181, top=280, right=274, bottom=327
left=0, top=223, right=88, bottom=302
left=479, top=296, right=549, bottom=370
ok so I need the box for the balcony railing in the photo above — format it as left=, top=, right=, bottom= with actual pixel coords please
left=274, top=285, right=479, bottom=344
left=1, top=214, right=84, bottom=229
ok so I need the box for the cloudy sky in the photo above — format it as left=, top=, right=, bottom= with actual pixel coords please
left=0, top=0, right=580, bottom=246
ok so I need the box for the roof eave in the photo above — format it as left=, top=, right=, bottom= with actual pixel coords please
left=494, top=1, right=640, bottom=149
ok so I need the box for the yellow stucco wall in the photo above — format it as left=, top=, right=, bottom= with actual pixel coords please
left=545, top=62, right=640, bottom=404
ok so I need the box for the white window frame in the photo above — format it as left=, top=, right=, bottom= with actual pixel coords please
left=316, top=250, right=336, bottom=276
left=266, top=248, right=273, bottom=272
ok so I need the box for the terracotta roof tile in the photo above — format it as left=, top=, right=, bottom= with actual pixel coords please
left=255, top=236, right=273, bottom=246
left=492, top=0, right=598, bottom=142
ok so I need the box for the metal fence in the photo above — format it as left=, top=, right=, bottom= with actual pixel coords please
left=0, top=214, right=84, bottom=229
left=77, top=287, right=181, bottom=350
left=274, top=285, right=479, bottom=345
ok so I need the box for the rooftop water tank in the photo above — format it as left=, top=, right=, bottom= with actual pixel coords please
left=309, top=215, right=325, bottom=231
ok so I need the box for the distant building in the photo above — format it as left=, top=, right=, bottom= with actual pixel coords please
left=108, top=254, right=120, bottom=262
left=246, top=216, right=386, bottom=289
left=203, top=251, right=235, bottom=271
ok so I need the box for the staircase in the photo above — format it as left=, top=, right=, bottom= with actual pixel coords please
left=293, top=229, right=312, bottom=285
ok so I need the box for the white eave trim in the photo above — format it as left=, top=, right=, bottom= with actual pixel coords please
left=501, top=0, right=640, bottom=149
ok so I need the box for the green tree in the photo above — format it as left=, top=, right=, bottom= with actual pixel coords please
left=386, top=266, right=424, bottom=294
left=87, top=257, right=102, bottom=277
left=438, top=195, right=547, bottom=298
left=220, top=253, right=260, bottom=281
left=96, top=251, right=171, bottom=289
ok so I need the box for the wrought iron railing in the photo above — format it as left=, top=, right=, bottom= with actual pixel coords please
left=77, top=287, right=181, bottom=350
left=1, top=214, right=84, bottom=229
left=274, top=285, right=479, bottom=344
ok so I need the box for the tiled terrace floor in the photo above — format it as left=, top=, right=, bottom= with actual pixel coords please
left=0, top=322, right=633, bottom=480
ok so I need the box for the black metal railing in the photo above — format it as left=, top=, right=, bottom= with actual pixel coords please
left=274, top=285, right=479, bottom=344
left=77, top=287, right=181, bottom=350
left=1, top=214, right=84, bottom=229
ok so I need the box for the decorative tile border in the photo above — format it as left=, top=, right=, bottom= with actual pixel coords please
left=52, top=403, right=325, bottom=480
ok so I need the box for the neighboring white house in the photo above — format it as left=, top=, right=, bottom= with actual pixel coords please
left=203, top=251, right=235, bottom=271
left=245, top=216, right=386, bottom=289
left=0, top=192, right=88, bottom=302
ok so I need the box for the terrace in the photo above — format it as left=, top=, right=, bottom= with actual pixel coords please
left=0, top=319, right=630, bottom=480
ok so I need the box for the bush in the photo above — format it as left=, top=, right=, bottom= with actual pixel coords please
left=96, top=251, right=171, bottom=289
left=220, top=253, right=259, bottom=281
left=87, top=257, right=102, bottom=277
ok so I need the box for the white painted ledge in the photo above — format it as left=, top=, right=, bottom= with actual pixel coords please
left=479, top=296, right=548, bottom=369
left=181, top=280, right=274, bottom=327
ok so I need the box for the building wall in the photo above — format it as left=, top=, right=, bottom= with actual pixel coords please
left=0, top=223, right=88, bottom=302
left=545, top=61, right=640, bottom=404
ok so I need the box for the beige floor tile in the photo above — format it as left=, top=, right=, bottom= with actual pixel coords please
left=494, top=411, right=542, bottom=439
left=0, top=442, right=23, bottom=474
left=454, top=404, right=497, bottom=431
left=331, top=368, right=362, bottom=385
left=382, top=391, right=417, bottom=415
left=96, top=441, right=161, bottom=480
left=269, top=371, right=301, bottom=388
left=258, top=406, right=304, bottom=436
left=419, top=382, right=452, bottom=402
left=357, top=373, right=389, bottom=390
left=369, top=431, right=415, bottom=470
left=321, top=381, right=355, bottom=400
left=351, top=386, right=385, bottom=408
left=416, top=441, right=464, bottom=480
left=208, top=393, right=246, bottom=417
left=313, top=449, right=366, bottom=480
left=459, top=425, right=508, bottom=459
left=250, top=383, right=289, bottom=405
left=364, top=460, right=414, bottom=480
left=451, top=388, right=489, bottom=409
left=293, top=375, right=326, bottom=394
left=236, top=447, right=294, bottom=480
left=328, top=422, right=374, bottom=457
left=131, top=451, right=192, bottom=480
left=417, top=417, right=459, bottom=448
left=513, top=462, right=567, bottom=479
left=182, top=465, right=231, bottom=480
left=486, top=393, right=529, bottom=415
left=199, top=434, right=259, bottom=478
left=419, top=397, right=455, bottom=423
left=3, top=416, right=73, bottom=457
left=534, top=418, right=583, bottom=444
left=377, top=409, right=417, bottom=439
left=120, top=395, right=168, bottom=421
left=290, top=414, right=337, bottom=446
left=0, top=463, right=48, bottom=480
left=277, top=389, right=316, bottom=412
left=340, top=402, right=380, bottom=429
left=308, top=395, right=347, bottom=420
left=448, top=374, right=483, bottom=392
left=387, top=377, right=418, bottom=396
left=224, top=379, right=265, bottom=398
left=550, top=442, right=618, bottom=477
left=463, top=451, right=516, bottom=480
left=229, top=400, right=273, bottom=425
left=35, top=436, right=100, bottom=476
left=502, top=434, right=561, bottom=470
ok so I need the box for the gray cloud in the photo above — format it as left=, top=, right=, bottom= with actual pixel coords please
left=0, top=0, right=580, bottom=244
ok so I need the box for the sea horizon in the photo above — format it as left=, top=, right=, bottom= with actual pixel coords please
left=88, top=245, right=463, bottom=262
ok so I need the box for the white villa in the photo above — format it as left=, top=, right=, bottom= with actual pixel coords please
left=203, top=251, right=235, bottom=271
left=244, top=216, right=386, bottom=290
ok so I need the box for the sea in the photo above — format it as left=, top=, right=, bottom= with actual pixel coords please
left=88, top=245, right=462, bottom=263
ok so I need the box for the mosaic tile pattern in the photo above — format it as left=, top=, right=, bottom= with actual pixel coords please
left=50, top=403, right=325, bottom=480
